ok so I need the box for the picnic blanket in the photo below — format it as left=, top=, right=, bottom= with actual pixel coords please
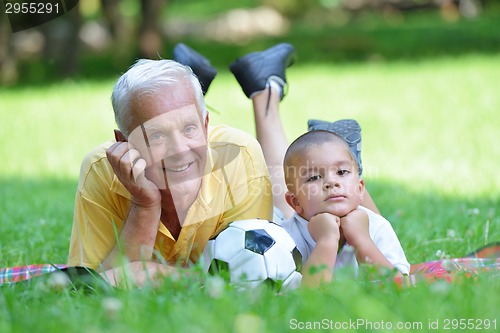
left=0, top=265, right=106, bottom=291
left=394, top=242, right=500, bottom=287
left=2, top=243, right=499, bottom=288
left=0, top=264, right=67, bottom=285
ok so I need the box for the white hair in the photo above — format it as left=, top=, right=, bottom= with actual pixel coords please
left=111, top=59, right=207, bottom=134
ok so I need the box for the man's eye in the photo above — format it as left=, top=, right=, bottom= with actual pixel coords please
left=184, top=125, right=197, bottom=134
left=307, top=175, right=321, bottom=182
left=149, top=133, right=165, bottom=143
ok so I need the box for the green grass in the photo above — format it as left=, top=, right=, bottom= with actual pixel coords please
left=1, top=53, right=499, bottom=332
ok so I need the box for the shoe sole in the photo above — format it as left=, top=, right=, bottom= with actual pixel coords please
left=173, top=43, right=217, bottom=94
left=229, top=43, right=296, bottom=98
left=308, top=119, right=363, bottom=175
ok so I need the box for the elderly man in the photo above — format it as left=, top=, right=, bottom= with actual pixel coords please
left=68, top=44, right=296, bottom=283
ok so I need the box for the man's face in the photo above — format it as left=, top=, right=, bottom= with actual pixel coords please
left=126, top=83, right=208, bottom=196
left=289, top=142, right=364, bottom=220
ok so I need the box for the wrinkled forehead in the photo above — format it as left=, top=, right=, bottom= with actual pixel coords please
left=143, top=77, right=193, bottom=98
left=145, top=105, right=201, bottom=131
left=126, top=82, right=203, bottom=131
left=134, top=79, right=197, bottom=111
left=127, top=104, right=203, bottom=142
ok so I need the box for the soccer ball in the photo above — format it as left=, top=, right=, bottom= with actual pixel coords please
left=201, top=219, right=303, bottom=292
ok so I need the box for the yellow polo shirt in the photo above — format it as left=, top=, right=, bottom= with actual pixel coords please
left=68, top=125, right=273, bottom=269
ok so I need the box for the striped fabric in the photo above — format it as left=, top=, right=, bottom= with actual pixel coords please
left=1, top=243, right=499, bottom=287
left=395, top=242, right=500, bottom=287
left=0, top=264, right=67, bottom=285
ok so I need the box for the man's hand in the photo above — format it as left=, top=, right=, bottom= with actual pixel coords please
left=106, top=140, right=161, bottom=208
left=100, top=261, right=181, bottom=288
left=101, top=138, right=163, bottom=270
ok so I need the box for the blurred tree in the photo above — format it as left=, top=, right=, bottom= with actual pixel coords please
left=101, top=0, right=124, bottom=39
left=99, top=0, right=167, bottom=60
left=0, top=12, right=18, bottom=85
left=0, top=1, right=82, bottom=85
left=39, top=4, right=82, bottom=77
left=263, top=0, right=484, bottom=18
left=138, top=0, right=166, bottom=59
left=100, top=0, right=132, bottom=64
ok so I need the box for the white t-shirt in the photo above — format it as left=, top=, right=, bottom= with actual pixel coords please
left=279, top=206, right=410, bottom=275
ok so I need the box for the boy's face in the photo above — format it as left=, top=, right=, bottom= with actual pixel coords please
left=286, top=142, right=364, bottom=220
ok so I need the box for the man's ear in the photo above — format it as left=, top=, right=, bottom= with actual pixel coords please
left=204, top=113, right=209, bottom=133
left=114, top=129, right=127, bottom=142
left=285, top=191, right=303, bottom=214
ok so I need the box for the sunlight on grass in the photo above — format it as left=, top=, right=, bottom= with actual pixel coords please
left=2, top=55, right=498, bottom=197
left=0, top=81, right=116, bottom=178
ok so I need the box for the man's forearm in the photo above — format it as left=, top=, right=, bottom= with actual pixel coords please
left=100, top=203, right=161, bottom=271
left=100, top=261, right=179, bottom=287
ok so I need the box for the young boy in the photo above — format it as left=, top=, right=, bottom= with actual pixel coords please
left=281, top=130, right=410, bottom=287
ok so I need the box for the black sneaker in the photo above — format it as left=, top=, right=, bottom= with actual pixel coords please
left=229, top=43, right=296, bottom=100
left=308, top=119, right=363, bottom=175
left=173, top=43, right=217, bottom=95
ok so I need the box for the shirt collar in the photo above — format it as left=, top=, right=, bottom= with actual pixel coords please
left=292, top=213, right=317, bottom=248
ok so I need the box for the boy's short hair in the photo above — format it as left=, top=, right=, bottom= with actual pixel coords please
left=283, top=130, right=359, bottom=189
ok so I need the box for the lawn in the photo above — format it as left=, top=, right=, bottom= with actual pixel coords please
left=1, top=52, right=498, bottom=332
left=1, top=4, right=500, bottom=326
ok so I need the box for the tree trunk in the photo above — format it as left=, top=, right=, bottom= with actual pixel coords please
left=0, top=13, right=18, bottom=85
left=101, top=0, right=133, bottom=65
left=138, top=0, right=166, bottom=59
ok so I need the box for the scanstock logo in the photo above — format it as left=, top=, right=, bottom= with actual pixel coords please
left=3, top=0, right=79, bottom=33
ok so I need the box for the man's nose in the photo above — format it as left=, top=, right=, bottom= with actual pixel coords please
left=165, top=132, right=188, bottom=157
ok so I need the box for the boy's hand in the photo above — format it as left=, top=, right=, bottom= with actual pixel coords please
left=302, top=213, right=341, bottom=288
left=339, top=209, right=395, bottom=271
left=308, top=213, right=341, bottom=243
left=339, top=209, right=370, bottom=248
